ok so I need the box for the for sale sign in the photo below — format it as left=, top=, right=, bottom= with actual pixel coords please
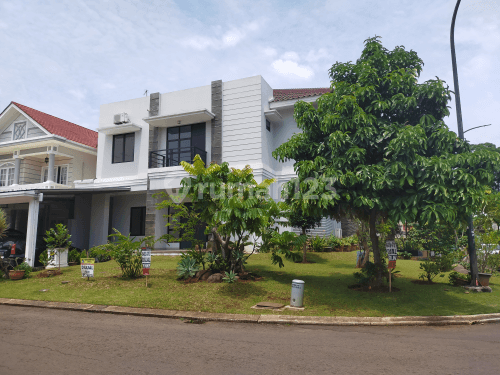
left=386, top=240, right=397, bottom=269
left=142, top=248, right=151, bottom=276
left=81, top=258, right=95, bottom=278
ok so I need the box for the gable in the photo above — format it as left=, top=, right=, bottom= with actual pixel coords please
left=0, top=112, right=49, bottom=144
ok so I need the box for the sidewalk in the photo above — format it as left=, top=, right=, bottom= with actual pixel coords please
left=1, top=297, right=500, bottom=326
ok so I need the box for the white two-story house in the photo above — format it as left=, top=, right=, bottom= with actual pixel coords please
left=75, top=76, right=342, bottom=251
left=0, top=102, right=99, bottom=266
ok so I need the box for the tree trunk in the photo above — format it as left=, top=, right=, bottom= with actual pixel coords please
left=302, top=228, right=307, bottom=263
left=369, top=209, right=383, bottom=286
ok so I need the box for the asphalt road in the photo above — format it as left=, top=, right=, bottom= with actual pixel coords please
left=1, top=305, right=499, bottom=375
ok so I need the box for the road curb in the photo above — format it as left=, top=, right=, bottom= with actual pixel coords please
left=1, top=297, right=499, bottom=327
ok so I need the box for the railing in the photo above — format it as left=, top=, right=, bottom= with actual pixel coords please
left=149, top=147, right=207, bottom=168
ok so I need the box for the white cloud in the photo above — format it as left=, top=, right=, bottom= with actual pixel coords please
left=262, top=47, right=277, bottom=57
left=281, top=51, right=300, bottom=62
left=305, top=48, right=329, bottom=63
left=272, top=59, right=314, bottom=79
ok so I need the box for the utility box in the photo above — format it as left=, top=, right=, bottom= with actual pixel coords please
left=290, top=279, right=305, bottom=307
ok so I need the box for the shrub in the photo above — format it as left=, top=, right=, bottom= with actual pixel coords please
left=418, top=259, right=443, bottom=282
left=354, top=261, right=385, bottom=286
left=176, top=256, right=199, bottom=279
left=310, top=235, right=327, bottom=252
left=433, top=253, right=454, bottom=272
left=448, top=271, right=470, bottom=286
left=68, top=249, right=81, bottom=264
left=88, top=247, right=112, bottom=263
left=401, top=251, right=412, bottom=260
left=327, top=234, right=341, bottom=249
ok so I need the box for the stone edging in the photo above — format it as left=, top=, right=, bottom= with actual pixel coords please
left=1, top=298, right=500, bottom=327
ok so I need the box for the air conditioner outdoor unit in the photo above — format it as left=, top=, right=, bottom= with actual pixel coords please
left=114, top=113, right=129, bottom=124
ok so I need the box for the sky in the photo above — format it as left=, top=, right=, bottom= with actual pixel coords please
left=0, top=0, right=498, bottom=146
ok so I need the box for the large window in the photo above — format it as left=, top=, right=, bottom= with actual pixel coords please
left=130, top=206, right=146, bottom=236
left=42, top=165, right=69, bottom=185
left=0, top=167, right=15, bottom=186
left=166, top=123, right=205, bottom=165
left=113, top=133, right=135, bottom=164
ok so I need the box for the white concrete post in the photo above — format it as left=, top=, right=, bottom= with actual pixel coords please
left=13, top=156, right=21, bottom=185
left=47, top=152, right=55, bottom=182
left=25, top=197, right=40, bottom=267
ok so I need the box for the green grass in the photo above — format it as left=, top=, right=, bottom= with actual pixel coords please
left=1, top=252, right=499, bottom=317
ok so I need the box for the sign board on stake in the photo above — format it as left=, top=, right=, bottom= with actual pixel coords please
left=386, top=240, right=397, bottom=269
left=81, top=258, right=95, bottom=279
left=142, top=248, right=151, bottom=276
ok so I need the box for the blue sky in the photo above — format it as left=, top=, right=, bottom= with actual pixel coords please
left=0, top=0, right=498, bottom=146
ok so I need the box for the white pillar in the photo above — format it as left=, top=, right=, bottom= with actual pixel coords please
left=47, top=153, right=55, bottom=182
left=13, top=156, right=21, bottom=185
left=26, top=197, right=40, bottom=267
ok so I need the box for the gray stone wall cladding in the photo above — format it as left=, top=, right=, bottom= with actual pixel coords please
left=145, top=188, right=161, bottom=238
left=149, top=92, right=160, bottom=116
left=211, top=80, right=222, bottom=165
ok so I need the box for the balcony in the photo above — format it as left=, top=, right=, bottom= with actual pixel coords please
left=149, top=147, right=207, bottom=169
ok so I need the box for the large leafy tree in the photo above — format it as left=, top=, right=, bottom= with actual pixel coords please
left=163, top=155, right=298, bottom=272
left=273, top=37, right=500, bottom=285
left=472, top=143, right=500, bottom=191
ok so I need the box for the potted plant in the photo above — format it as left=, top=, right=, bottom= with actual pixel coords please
left=44, top=224, right=72, bottom=269
left=9, top=259, right=32, bottom=280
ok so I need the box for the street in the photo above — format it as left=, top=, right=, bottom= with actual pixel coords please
left=1, top=305, right=499, bottom=375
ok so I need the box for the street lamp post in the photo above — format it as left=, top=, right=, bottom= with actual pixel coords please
left=450, top=0, right=479, bottom=286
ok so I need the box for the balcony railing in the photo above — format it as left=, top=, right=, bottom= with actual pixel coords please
left=149, top=147, right=207, bottom=168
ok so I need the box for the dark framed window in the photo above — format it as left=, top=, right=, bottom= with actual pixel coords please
left=166, top=123, right=206, bottom=165
left=266, top=119, right=271, bottom=132
left=112, top=133, right=135, bottom=163
left=130, top=206, right=146, bottom=236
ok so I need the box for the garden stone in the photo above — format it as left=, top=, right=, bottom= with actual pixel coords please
left=462, top=286, right=492, bottom=293
left=207, top=273, right=223, bottom=283
left=195, top=270, right=212, bottom=281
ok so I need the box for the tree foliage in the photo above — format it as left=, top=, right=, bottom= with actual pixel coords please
left=273, top=36, right=500, bottom=285
left=171, top=155, right=299, bottom=272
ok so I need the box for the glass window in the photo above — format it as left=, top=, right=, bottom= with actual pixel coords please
left=0, top=167, right=15, bottom=186
left=13, top=122, right=26, bottom=140
left=130, top=206, right=146, bottom=236
left=113, top=133, right=135, bottom=163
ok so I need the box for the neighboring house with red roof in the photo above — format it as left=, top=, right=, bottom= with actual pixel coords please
left=0, top=102, right=98, bottom=266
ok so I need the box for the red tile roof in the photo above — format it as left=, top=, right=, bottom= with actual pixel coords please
left=272, top=88, right=331, bottom=102
left=11, top=102, right=98, bottom=148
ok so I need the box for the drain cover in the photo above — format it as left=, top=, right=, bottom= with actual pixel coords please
left=255, top=301, right=285, bottom=309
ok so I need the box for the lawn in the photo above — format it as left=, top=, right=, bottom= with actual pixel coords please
left=1, top=252, right=499, bottom=317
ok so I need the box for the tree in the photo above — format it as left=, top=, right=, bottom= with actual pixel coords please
left=287, top=209, right=322, bottom=263
left=472, top=143, right=500, bottom=191
left=168, top=155, right=299, bottom=273
left=273, top=36, right=500, bottom=286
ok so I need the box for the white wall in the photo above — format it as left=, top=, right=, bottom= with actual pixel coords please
left=222, top=76, right=262, bottom=168
left=160, top=85, right=211, bottom=115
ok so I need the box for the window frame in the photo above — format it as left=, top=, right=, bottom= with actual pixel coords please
left=0, top=166, right=15, bottom=187
left=112, top=133, right=135, bottom=164
left=41, top=164, right=69, bottom=185
left=130, top=206, right=146, bottom=236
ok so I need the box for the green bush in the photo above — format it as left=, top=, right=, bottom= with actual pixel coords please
left=68, top=249, right=81, bottom=264
left=223, top=270, right=238, bottom=283
left=401, top=251, right=412, bottom=260
left=418, top=259, right=443, bottom=283
left=448, top=271, right=470, bottom=286
left=310, top=235, right=327, bottom=252
left=433, top=253, right=454, bottom=272
left=327, top=234, right=341, bottom=249
left=88, top=247, right=112, bottom=263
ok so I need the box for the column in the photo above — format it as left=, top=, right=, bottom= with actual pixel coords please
left=211, top=80, right=222, bottom=165
left=89, top=193, right=110, bottom=248
left=13, top=156, right=21, bottom=185
left=25, top=197, right=40, bottom=267
left=47, top=153, right=55, bottom=182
